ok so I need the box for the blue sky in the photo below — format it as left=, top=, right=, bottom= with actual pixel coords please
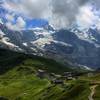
left=25, top=19, right=48, bottom=28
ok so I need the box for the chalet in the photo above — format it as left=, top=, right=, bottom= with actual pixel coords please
left=62, top=72, right=77, bottom=80
left=55, top=74, right=61, bottom=79
left=48, top=73, right=56, bottom=80
left=87, top=72, right=94, bottom=77
left=63, top=72, right=72, bottom=79
left=37, top=69, right=46, bottom=78
left=51, top=79, right=64, bottom=85
left=63, top=72, right=72, bottom=76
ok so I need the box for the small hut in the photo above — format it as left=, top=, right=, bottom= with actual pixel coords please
left=87, top=72, right=94, bottom=77
left=37, top=69, right=46, bottom=78
left=51, top=79, right=64, bottom=85
left=48, top=73, right=56, bottom=80
left=63, top=72, right=74, bottom=80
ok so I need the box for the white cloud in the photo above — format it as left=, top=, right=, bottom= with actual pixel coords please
left=2, top=0, right=88, bottom=29
left=76, top=4, right=100, bottom=30
left=50, top=0, right=88, bottom=29
left=3, top=0, right=51, bottom=19
left=16, top=17, right=26, bottom=28
left=6, top=14, right=14, bottom=22
left=6, top=16, right=26, bottom=30
left=2, top=0, right=100, bottom=29
left=76, top=6, right=95, bottom=29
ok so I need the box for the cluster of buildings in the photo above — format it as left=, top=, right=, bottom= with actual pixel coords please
left=36, top=69, right=79, bottom=85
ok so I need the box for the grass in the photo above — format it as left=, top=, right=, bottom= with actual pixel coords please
left=0, top=69, right=91, bottom=100
left=0, top=48, right=99, bottom=100
left=0, top=48, right=73, bottom=75
left=94, top=85, right=100, bottom=100
left=58, top=80, right=90, bottom=100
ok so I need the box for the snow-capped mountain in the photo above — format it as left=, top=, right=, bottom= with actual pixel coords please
left=71, top=27, right=100, bottom=46
left=0, top=22, right=100, bottom=70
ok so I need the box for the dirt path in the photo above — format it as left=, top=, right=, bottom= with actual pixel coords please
left=88, top=85, right=98, bottom=100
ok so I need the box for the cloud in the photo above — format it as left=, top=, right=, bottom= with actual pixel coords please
left=2, top=0, right=89, bottom=29
left=76, top=5, right=97, bottom=29
left=16, top=17, right=26, bottom=28
left=50, top=0, right=88, bottom=29
left=6, top=16, right=26, bottom=30
left=6, top=13, right=14, bottom=22
left=76, top=2, right=100, bottom=30
left=92, top=0, right=100, bottom=8
left=1, top=0, right=100, bottom=30
left=3, top=0, right=51, bottom=18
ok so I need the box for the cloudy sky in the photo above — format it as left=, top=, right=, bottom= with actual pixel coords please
left=0, top=0, right=100, bottom=30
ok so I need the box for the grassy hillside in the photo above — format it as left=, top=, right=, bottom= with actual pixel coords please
left=0, top=48, right=99, bottom=100
left=79, top=73, right=100, bottom=100
left=0, top=69, right=90, bottom=100
left=0, top=48, right=72, bottom=74
left=94, top=85, right=100, bottom=100
left=0, top=80, right=90, bottom=100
